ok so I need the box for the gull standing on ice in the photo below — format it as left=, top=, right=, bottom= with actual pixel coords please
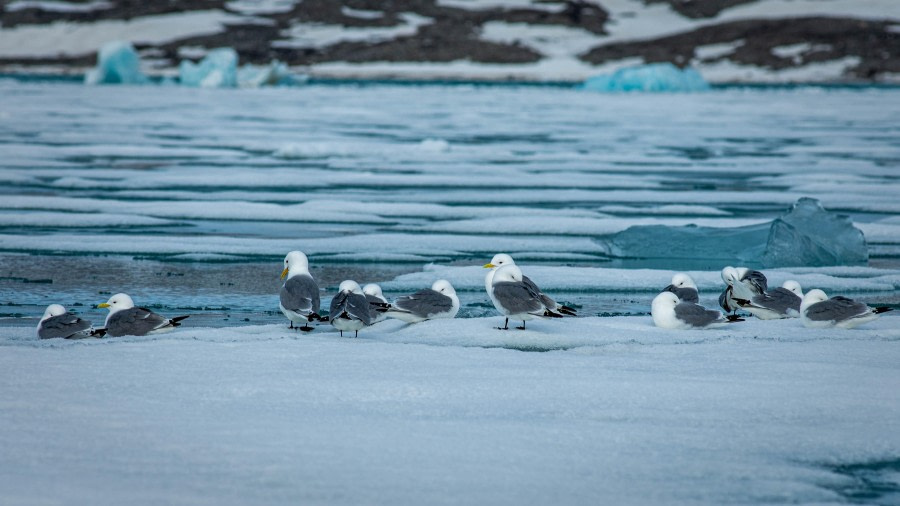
left=329, top=280, right=372, bottom=337
left=484, top=253, right=576, bottom=317
left=489, top=264, right=563, bottom=330
left=663, top=273, right=699, bottom=304
left=363, top=283, right=389, bottom=323
left=652, top=291, right=742, bottom=330
left=279, top=250, right=324, bottom=331
left=37, top=304, right=106, bottom=339
left=98, top=293, right=189, bottom=337
left=381, top=279, right=460, bottom=323
left=735, top=279, right=803, bottom=320
left=800, top=289, right=892, bottom=329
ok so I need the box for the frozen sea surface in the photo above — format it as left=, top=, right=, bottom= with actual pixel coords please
left=1, top=80, right=899, bottom=325
left=2, top=80, right=900, bottom=504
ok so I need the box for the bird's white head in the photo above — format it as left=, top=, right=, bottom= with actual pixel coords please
left=801, top=289, right=828, bottom=311
left=492, top=264, right=523, bottom=284
left=363, top=283, right=384, bottom=298
left=41, top=304, right=67, bottom=321
left=98, top=293, right=135, bottom=313
left=431, top=279, right=456, bottom=295
left=484, top=253, right=515, bottom=270
left=282, top=250, right=310, bottom=279
left=671, top=273, right=697, bottom=289
left=782, top=280, right=803, bottom=297
left=653, top=291, right=680, bottom=309
left=338, top=280, right=363, bottom=294
left=721, top=266, right=739, bottom=285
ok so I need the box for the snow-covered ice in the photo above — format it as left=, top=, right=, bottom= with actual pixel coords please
left=1, top=316, right=899, bottom=504
left=581, top=63, right=710, bottom=93
left=84, top=41, right=149, bottom=85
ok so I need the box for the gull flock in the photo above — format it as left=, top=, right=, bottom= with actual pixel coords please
left=36, top=251, right=893, bottom=339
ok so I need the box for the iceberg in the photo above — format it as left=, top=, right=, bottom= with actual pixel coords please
left=600, top=198, right=867, bottom=268
left=581, top=63, right=710, bottom=93
left=179, top=48, right=238, bottom=88
left=237, top=60, right=299, bottom=88
left=84, top=41, right=149, bottom=85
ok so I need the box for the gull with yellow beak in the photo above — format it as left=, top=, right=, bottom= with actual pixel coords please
left=483, top=253, right=576, bottom=320
left=279, top=250, right=324, bottom=331
left=98, top=293, right=189, bottom=337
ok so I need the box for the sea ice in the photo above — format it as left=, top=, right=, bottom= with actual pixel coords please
left=600, top=198, right=868, bottom=268
left=236, top=60, right=300, bottom=88
left=83, top=41, right=149, bottom=85
left=580, top=63, right=710, bottom=93
left=179, top=48, right=238, bottom=88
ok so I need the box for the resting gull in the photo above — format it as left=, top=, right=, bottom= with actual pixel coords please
left=652, top=291, right=743, bottom=330
left=329, top=280, right=372, bottom=337
left=484, top=253, right=576, bottom=318
left=363, top=283, right=389, bottom=323
left=663, top=273, right=699, bottom=304
left=489, top=264, right=563, bottom=330
left=381, top=279, right=460, bottom=323
left=37, top=304, right=105, bottom=339
left=98, top=293, right=189, bottom=337
left=800, top=289, right=892, bottom=329
left=279, top=250, right=324, bottom=331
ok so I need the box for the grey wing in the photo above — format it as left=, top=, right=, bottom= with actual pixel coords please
left=395, top=289, right=453, bottom=318
left=806, top=296, right=869, bottom=322
left=39, top=314, right=92, bottom=339
left=718, top=286, right=736, bottom=312
left=674, top=302, right=723, bottom=327
left=346, top=293, right=372, bottom=325
left=329, top=291, right=349, bottom=321
left=107, top=307, right=168, bottom=337
left=280, top=275, right=319, bottom=314
left=665, top=284, right=699, bottom=304
left=522, top=275, right=557, bottom=309
left=755, top=288, right=801, bottom=314
left=741, top=270, right=768, bottom=294
left=493, top=281, right=544, bottom=315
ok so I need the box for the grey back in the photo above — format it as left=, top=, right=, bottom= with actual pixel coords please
left=330, top=291, right=372, bottom=325
left=395, top=288, right=453, bottom=318
left=741, top=270, right=768, bottom=295
left=39, top=313, right=92, bottom=339
left=664, top=284, right=700, bottom=304
left=674, top=302, right=723, bottom=327
left=280, top=274, right=320, bottom=315
left=805, top=296, right=868, bottom=322
left=754, top=287, right=801, bottom=314
left=106, top=307, right=168, bottom=337
left=522, top=275, right=557, bottom=309
left=719, top=286, right=737, bottom=312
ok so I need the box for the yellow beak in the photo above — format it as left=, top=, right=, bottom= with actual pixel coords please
left=281, top=267, right=289, bottom=279
left=97, top=303, right=110, bottom=308
left=483, top=263, right=495, bottom=269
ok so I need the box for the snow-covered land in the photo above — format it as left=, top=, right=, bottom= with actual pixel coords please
left=0, top=0, right=897, bottom=83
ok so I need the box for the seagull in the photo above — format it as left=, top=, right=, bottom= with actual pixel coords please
left=381, top=279, right=460, bottom=323
left=652, top=292, right=743, bottom=330
left=718, top=266, right=741, bottom=315
left=363, top=283, right=389, bottom=323
left=663, top=272, right=699, bottom=304
left=484, top=253, right=576, bottom=318
left=279, top=250, right=324, bottom=331
left=733, top=266, right=768, bottom=301
left=329, top=280, right=372, bottom=337
left=734, top=279, right=803, bottom=320
left=36, top=304, right=105, bottom=339
left=98, top=293, right=189, bottom=337
left=489, top=264, right=563, bottom=330
left=800, top=289, right=892, bottom=329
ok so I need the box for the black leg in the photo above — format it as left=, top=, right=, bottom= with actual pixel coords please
left=300, top=324, right=313, bottom=332
left=355, top=330, right=358, bottom=338
left=496, top=318, right=509, bottom=330
left=289, top=321, right=294, bottom=329
left=516, top=320, right=526, bottom=330
left=339, top=330, right=343, bottom=337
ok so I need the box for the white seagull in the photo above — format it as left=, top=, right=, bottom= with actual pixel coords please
left=37, top=304, right=105, bottom=339
left=329, top=280, right=372, bottom=337
left=382, top=279, right=460, bottom=323
left=98, top=293, right=189, bottom=337
left=800, top=289, right=892, bottom=329
left=652, top=292, right=743, bottom=330
left=279, top=250, right=324, bottom=331
left=489, top=264, right=563, bottom=330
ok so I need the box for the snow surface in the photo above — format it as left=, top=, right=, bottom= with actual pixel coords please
left=1, top=316, right=899, bottom=505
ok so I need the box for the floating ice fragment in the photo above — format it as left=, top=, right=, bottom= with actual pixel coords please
left=84, top=41, right=149, bottom=85
left=179, top=48, right=238, bottom=88
left=418, top=138, right=450, bottom=152
left=599, top=198, right=867, bottom=268
left=581, top=63, right=710, bottom=93
left=237, top=60, right=302, bottom=88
